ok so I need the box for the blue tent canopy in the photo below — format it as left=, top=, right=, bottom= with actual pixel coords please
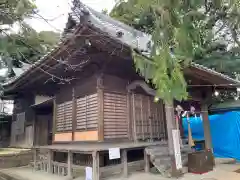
left=183, top=111, right=240, bottom=161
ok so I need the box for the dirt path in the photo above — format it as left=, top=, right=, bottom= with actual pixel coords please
left=1, top=164, right=240, bottom=180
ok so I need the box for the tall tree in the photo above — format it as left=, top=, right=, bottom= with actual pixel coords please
left=111, top=0, right=240, bottom=102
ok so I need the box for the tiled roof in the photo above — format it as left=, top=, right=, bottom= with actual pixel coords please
left=3, top=0, right=240, bottom=86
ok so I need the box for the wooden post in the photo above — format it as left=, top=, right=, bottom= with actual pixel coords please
left=32, top=111, right=36, bottom=146
left=201, top=103, right=212, bottom=150
left=67, top=151, right=73, bottom=179
left=47, top=150, right=53, bottom=173
left=33, top=148, right=38, bottom=170
left=72, top=87, right=76, bottom=141
left=148, top=97, right=153, bottom=141
left=97, top=76, right=104, bottom=141
left=144, top=148, right=150, bottom=173
left=164, top=100, right=182, bottom=177
left=127, top=92, right=132, bottom=140
left=92, top=151, right=100, bottom=180
left=52, top=97, right=57, bottom=142
left=140, top=96, right=144, bottom=140
left=132, top=94, right=137, bottom=142
left=122, top=149, right=128, bottom=177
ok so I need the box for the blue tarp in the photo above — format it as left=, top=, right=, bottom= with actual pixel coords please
left=183, top=111, right=240, bottom=161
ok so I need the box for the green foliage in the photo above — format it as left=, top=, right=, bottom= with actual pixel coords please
left=0, top=0, right=36, bottom=75
left=0, top=0, right=36, bottom=26
left=111, top=0, right=240, bottom=102
left=0, top=0, right=60, bottom=80
left=0, top=27, right=60, bottom=67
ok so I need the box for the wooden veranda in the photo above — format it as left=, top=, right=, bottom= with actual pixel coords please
left=33, top=141, right=165, bottom=179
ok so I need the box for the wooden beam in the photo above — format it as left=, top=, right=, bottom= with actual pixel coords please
left=72, top=87, right=76, bottom=141
left=92, top=151, right=100, bottom=180
left=97, top=76, right=104, bottom=141
left=67, top=151, right=73, bottom=179
left=122, top=149, right=128, bottom=177
left=126, top=80, right=156, bottom=96
left=144, top=148, right=150, bottom=173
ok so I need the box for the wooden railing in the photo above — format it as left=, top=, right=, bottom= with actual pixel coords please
left=52, top=162, right=68, bottom=176
left=35, top=161, right=67, bottom=176
left=34, top=158, right=145, bottom=178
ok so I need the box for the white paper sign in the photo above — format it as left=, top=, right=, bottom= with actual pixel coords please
left=172, top=129, right=183, bottom=170
left=85, top=167, right=92, bottom=180
left=109, top=148, right=120, bottom=160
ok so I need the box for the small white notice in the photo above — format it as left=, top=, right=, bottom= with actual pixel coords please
left=109, top=148, right=120, bottom=160
left=172, top=129, right=183, bottom=170
left=85, top=166, right=92, bottom=180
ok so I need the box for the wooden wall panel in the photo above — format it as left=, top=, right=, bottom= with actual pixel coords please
left=76, top=93, right=98, bottom=130
left=56, top=101, right=73, bottom=132
left=56, top=75, right=97, bottom=104
left=103, top=75, right=128, bottom=93
left=74, top=76, right=97, bottom=98
left=74, top=131, right=98, bottom=141
left=56, top=85, right=72, bottom=104
left=150, top=98, right=166, bottom=139
left=54, top=133, right=72, bottom=142
left=131, top=94, right=166, bottom=141
left=103, top=92, right=128, bottom=139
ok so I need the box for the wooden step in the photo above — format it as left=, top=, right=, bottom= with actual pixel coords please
left=146, top=143, right=192, bottom=177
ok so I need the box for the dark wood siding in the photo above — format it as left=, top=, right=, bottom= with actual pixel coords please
left=74, top=76, right=97, bottom=98
left=103, top=92, right=128, bottom=139
left=103, top=75, right=128, bottom=93
left=55, top=75, right=98, bottom=134
left=13, top=94, right=34, bottom=125
left=76, top=93, right=98, bottom=130
left=11, top=93, right=35, bottom=147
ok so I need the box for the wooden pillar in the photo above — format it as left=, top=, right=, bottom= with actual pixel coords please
left=164, top=100, right=182, bottom=177
left=92, top=151, right=100, bottom=180
left=127, top=92, right=132, bottom=140
left=121, top=149, right=128, bottom=177
left=144, top=148, right=150, bottom=173
left=148, top=97, right=153, bottom=141
left=32, top=111, right=36, bottom=146
left=132, top=94, right=137, bottom=142
left=201, top=103, right=212, bottom=150
left=67, top=151, right=73, bottom=179
left=72, top=87, right=76, bottom=141
left=47, top=150, right=53, bottom=173
left=97, top=76, right=104, bottom=141
left=52, top=97, right=57, bottom=142
left=33, top=148, right=38, bottom=170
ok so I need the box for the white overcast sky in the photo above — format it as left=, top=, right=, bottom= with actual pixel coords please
left=28, top=0, right=116, bottom=32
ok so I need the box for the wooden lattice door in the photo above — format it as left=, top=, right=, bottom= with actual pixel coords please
left=131, top=93, right=166, bottom=141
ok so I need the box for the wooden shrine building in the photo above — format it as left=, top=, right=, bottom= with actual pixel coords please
left=2, top=1, right=240, bottom=179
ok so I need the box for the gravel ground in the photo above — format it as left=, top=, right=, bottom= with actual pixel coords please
left=1, top=164, right=240, bottom=180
